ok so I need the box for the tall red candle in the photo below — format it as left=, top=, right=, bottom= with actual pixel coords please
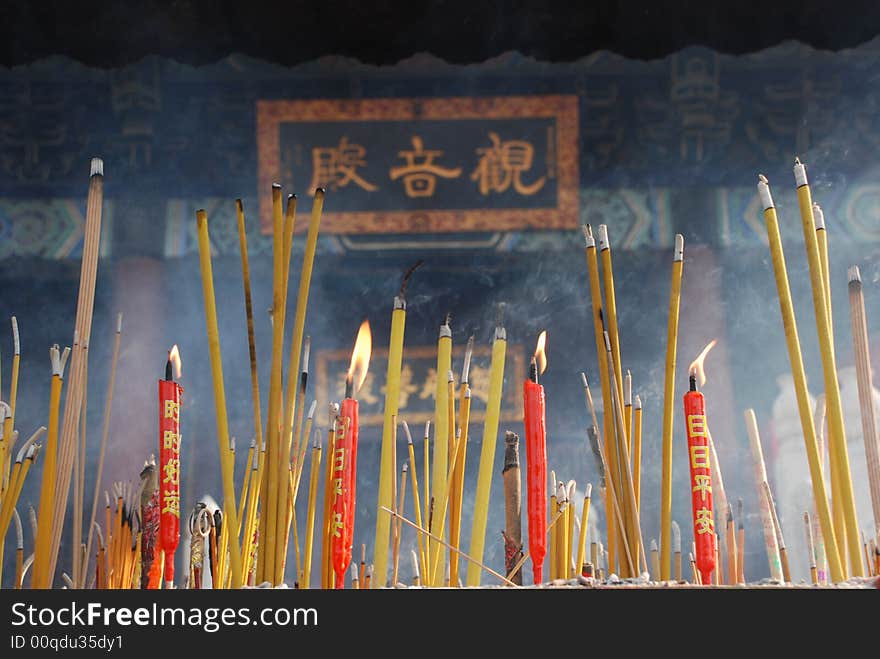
left=684, top=372, right=715, bottom=585
left=331, top=321, right=371, bottom=589
left=523, top=331, right=548, bottom=585
left=158, top=345, right=183, bottom=588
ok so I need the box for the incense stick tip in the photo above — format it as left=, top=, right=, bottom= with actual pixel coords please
left=848, top=265, right=862, bottom=283
left=447, top=369, right=454, bottom=383
left=580, top=371, right=588, bottom=388
left=585, top=482, right=592, bottom=499
left=401, top=418, right=413, bottom=445
left=757, top=175, right=774, bottom=210
left=596, top=224, right=610, bottom=251
left=307, top=399, right=317, bottom=420
left=812, top=202, right=825, bottom=230
left=581, top=224, right=595, bottom=248
left=11, top=316, right=19, bottom=354
left=674, top=233, right=684, bottom=261
left=793, top=157, right=808, bottom=186
left=90, top=157, right=103, bottom=177
left=634, top=394, right=642, bottom=409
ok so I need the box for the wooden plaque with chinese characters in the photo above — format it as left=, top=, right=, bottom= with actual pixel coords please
left=256, top=96, right=579, bottom=234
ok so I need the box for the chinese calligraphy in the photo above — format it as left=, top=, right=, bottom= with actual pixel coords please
left=310, top=136, right=378, bottom=193
left=471, top=132, right=546, bottom=196
left=389, top=136, right=462, bottom=197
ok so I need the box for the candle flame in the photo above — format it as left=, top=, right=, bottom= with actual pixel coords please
left=347, top=320, right=372, bottom=394
left=169, top=344, right=182, bottom=379
left=534, top=330, right=548, bottom=375
left=688, top=339, right=717, bottom=387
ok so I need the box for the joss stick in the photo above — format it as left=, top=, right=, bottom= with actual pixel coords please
left=813, top=204, right=833, bottom=345
left=744, top=408, right=784, bottom=582
left=411, top=549, right=421, bottom=586
left=726, top=504, right=736, bottom=587
left=48, top=159, right=104, bottom=581
left=392, top=463, right=408, bottom=586
left=350, top=563, right=359, bottom=590
left=466, top=322, right=507, bottom=586
left=597, top=226, right=625, bottom=422
left=235, top=199, right=264, bottom=464
left=363, top=564, right=371, bottom=590
left=793, top=160, right=862, bottom=576
left=581, top=226, right=618, bottom=573
left=549, top=487, right=558, bottom=581
left=428, top=317, right=453, bottom=586
left=381, top=506, right=519, bottom=587
left=633, top=395, right=642, bottom=513
left=0, top=436, right=42, bottom=571
left=390, top=417, right=398, bottom=586
left=590, top=541, right=598, bottom=577
left=83, top=313, right=122, bottom=586
left=321, top=405, right=338, bottom=588
left=259, top=185, right=287, bottom=585
left=373, top=262, right=420, bottom=588
left=706, top=429, right=729, bottom=580
left=763, top=481, right=790, bottom=583
left=660, top=234, right=684, bottom=580
left=502, top=431, right=523, bottom=585
left=195, top=208, right=243, bottom=588
left=606, top=332, right=646, bottom=575
left=293, top=401, right=318, bottom=504
left=805, top=512, right=818, bottom=585
left=565, top=481, right=576, bottom=578
left=72, top=346, right=89, bottom=587
left=624, top=370, right=632, bottom=458
left=237, top=440, right=255, bottom=537
left=13, top=508, right=22, bottom=589
left=689, top=552, right=699, bottom=584
left=33, top=345, right=68, bottom=588
left=505, top=502, right=571, bottom=584
left=402, top=420, right=427, bottom=580
left=576, top=485, right=592, bottom=583
left=423, top=421, right=431, bottom=551
left=862, top=531, right=872, bottom=577
left=714, top=533, right=721, bottom=585
left=449, top=337, right=473, bottom=587
left=241, top=443, right=261, bottom=583
left=671, top=520, right=682, bottom=582
left=736, top=499, right=745, bottom=584
left=650, top=539, right=660, bottom=580
left=290, top=336, right=310, bottom=491
left=359, top=543, right=366, bottom=588
left=757, top=175, right=843, bottom=582
left=848, top=266, right=880, bottom=534
left=302, top=433, right=321, bottom=588
left=2, top=317, right=21, bottom=490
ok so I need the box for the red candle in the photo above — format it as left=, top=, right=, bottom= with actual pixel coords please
left=158, top=345, right=183, bottom=589
left=331, top=321, right=371, bottom=589
left=684, top=372, right=715, bottom=585
left=523, top=331, right=548, bottom=585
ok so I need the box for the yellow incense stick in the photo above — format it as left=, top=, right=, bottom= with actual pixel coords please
left=195, top=209, right=243, bottom=588
left=428, top=319, right=452, bottom=585
left=466, top=325, right=507, bottom=586
left=793, top=160, right=861, bottom=576
left=633, top=395, right=643, bottom=513
left=581, top=225, right=618, bottom=573
left=659, top=234, right=684, bottom=581
left=373, top=290, right=408, bottom=588
left=757, top=175, right=843, bottom=582
left=575, top=484, right=592, bottom=577
left=402, top=420, right=427, bottom=582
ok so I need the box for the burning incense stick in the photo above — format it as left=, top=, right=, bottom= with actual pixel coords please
left=623, top=370, right=632, bottom=458
left=373, top=263, right=420, bottom=588
left=650, top=539, right=660, bottom=580
left=392, top=463, right=408, bottom=586
left=757, top=175, right=844, bottom=583
left=805, top=512, right=818, bottom=584
left=449, top=336, right=473, bottom=587
left=847, top=266, right=880, bottom=534
left=195, top=208, right=243, bottom=588
left=502, top=431, right=523, bottom=585
left=428, top=316, right=453, bottom=585
left=581, top=226, right=618, bottom=573
left=793, top=159, right=862, bottom=576
left=736, top=499, right=745, bottom=584
left=660, top=234, right=685, bottom=581
left=633, top=395, right=642, bottom=513
left=726, top=504, right=736, bottom=586
left=302, top=434, right=322, bottom=588
left=466, top=322, right=507, bottom=586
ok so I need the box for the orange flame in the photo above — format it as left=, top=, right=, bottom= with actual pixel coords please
left=347, top=320, right=372, bottom=394
left=169, top=344, right=182, bottom=379
left=688, top=339, right=717, bottom=387
left=534, top=330, right=548, bottom=375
